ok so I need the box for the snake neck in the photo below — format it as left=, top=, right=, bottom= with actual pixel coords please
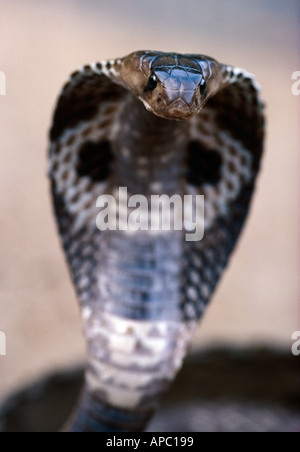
left=111, top=94, right=189, bottom=195
left=69, top=97, right=197, bottom=432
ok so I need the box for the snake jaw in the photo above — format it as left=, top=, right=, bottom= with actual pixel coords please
left=138, top=87, right=203, bottom=122
left=138, top=96, right=153, bottom=114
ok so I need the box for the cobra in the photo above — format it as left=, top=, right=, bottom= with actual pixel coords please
left=49, top=51, right=265, bottom=432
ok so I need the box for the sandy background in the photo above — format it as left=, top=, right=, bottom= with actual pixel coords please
left=0, top=0, right=299, bottom=400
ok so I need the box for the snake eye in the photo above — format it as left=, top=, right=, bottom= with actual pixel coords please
left=146, top=74, right=158, bottom=91
left=200, top=78, right=207, bottom=96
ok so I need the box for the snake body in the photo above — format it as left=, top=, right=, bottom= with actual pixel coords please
left=49, top=51, right=265, bottom=432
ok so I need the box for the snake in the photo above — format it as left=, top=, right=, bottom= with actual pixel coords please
left=48, top=51, right=265, bottom=432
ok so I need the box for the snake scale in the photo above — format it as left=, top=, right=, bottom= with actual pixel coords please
left=49, top=51, right=265, bottom=432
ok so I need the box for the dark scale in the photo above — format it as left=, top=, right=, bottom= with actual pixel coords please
left=77, top=140, right=114, bottom=182
left=187, top=141, right=223, bottom=187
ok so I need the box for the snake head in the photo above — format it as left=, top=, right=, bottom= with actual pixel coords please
left=120, top=51, right=211, bottom=121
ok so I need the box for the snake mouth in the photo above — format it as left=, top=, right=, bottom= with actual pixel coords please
left=141, top=95, right=199, bottom=121
left=153, top=96, right=199, bottom=121
left=166, top=98, right=195, bottom=120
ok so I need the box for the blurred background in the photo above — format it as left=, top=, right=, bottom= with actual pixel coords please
left=0, top=0, right=299, bottom=429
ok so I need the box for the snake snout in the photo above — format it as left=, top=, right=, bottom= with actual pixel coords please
left=167, top=98, right=193, bottom=119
